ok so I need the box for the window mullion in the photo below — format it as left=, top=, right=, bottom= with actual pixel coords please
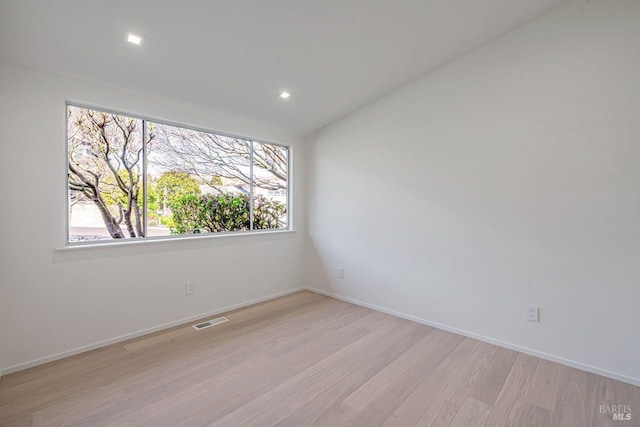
left=142, top=119, right=148, bottom=238
left=249, top=140, right=254, bottom=231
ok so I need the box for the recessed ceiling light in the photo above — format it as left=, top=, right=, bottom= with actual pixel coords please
left=279, top=91, right=291, bottom=99
left=126, top=32, right=143, bottom=46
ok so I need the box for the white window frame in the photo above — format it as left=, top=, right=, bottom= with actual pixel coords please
left=65, top=101, right=292, bottom=247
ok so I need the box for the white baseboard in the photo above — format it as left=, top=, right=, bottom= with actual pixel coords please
left=0, top=287, right=305, bottom=377
left=305, top=287, right=640, bottom=387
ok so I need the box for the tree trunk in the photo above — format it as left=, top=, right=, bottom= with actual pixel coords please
left=93, top=196, right=125, bottom=238
left=133, top=201, right=144, bottom=237
left=123, top=208, right=136, bottom=238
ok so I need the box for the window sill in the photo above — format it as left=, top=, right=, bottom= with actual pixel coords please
left=56, top=229, right=296, bottom=251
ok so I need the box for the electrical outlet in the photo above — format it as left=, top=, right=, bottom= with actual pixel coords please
left=338, top=267, right=344, bottom=279
left=527, top=305, right=539, bottom=322
left=185, top=282, right=195, bottom=295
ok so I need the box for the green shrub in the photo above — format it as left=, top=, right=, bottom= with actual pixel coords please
left=253, top=195, right=287, bottom=229
left=168, top=193, right=285, bottom=234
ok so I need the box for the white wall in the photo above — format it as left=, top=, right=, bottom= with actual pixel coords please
left=305, top=0, right=640, bottom=385
left=0, top=62, right=306, bottom=375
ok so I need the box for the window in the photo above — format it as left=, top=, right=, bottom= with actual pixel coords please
left=67, top=104, right=289, bottom=244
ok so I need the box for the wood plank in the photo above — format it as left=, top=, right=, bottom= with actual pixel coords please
left=73, top=304, right=382, bottom=426
left=449, top=397, right=491, bottom=427
left=528, top=358, right=561, bottom=412
left=2, top=291, right=320, bottom=391
left=381, top=337, right=482, bottom=426
left=468, top=346, right=518, bottom=406
left=551, top=366, right=587, bottom=427
left=207, top=318, right=420, bottom=427
left=271, top=322, right=431, bottom=426
left=24, top=293, right=347, bottom=426
left=415, top=342, right=496, bottom=426
left=345, top=331, right=466, bottom=426
left=342, top=327, right=443, bottom=412
left=585, top=378, right=640, bottom=427
left=163, top=312, right=395, bottom=427
left=123, top=326, right=194, bottom=352
left=585, top=373, right=621, bottom=427
left=310, top=404, right=358, bottom=427
left=3, top=292, right=334, bottom=424
left=484, top=353, right=540, bottom=427
left=0, top=290, right=323, bottom=408
left=516, top=403, right=553, bottom=427
left=612, top=379, right=640, bottom=427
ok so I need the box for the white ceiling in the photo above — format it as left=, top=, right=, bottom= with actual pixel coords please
left=0, top=0, right=567, bottom=135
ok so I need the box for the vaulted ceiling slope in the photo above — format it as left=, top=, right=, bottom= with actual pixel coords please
left=0, top=0, right=567, bottom=134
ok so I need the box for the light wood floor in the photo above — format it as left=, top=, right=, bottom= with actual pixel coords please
left=1, top=291, right=638, bottom=426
